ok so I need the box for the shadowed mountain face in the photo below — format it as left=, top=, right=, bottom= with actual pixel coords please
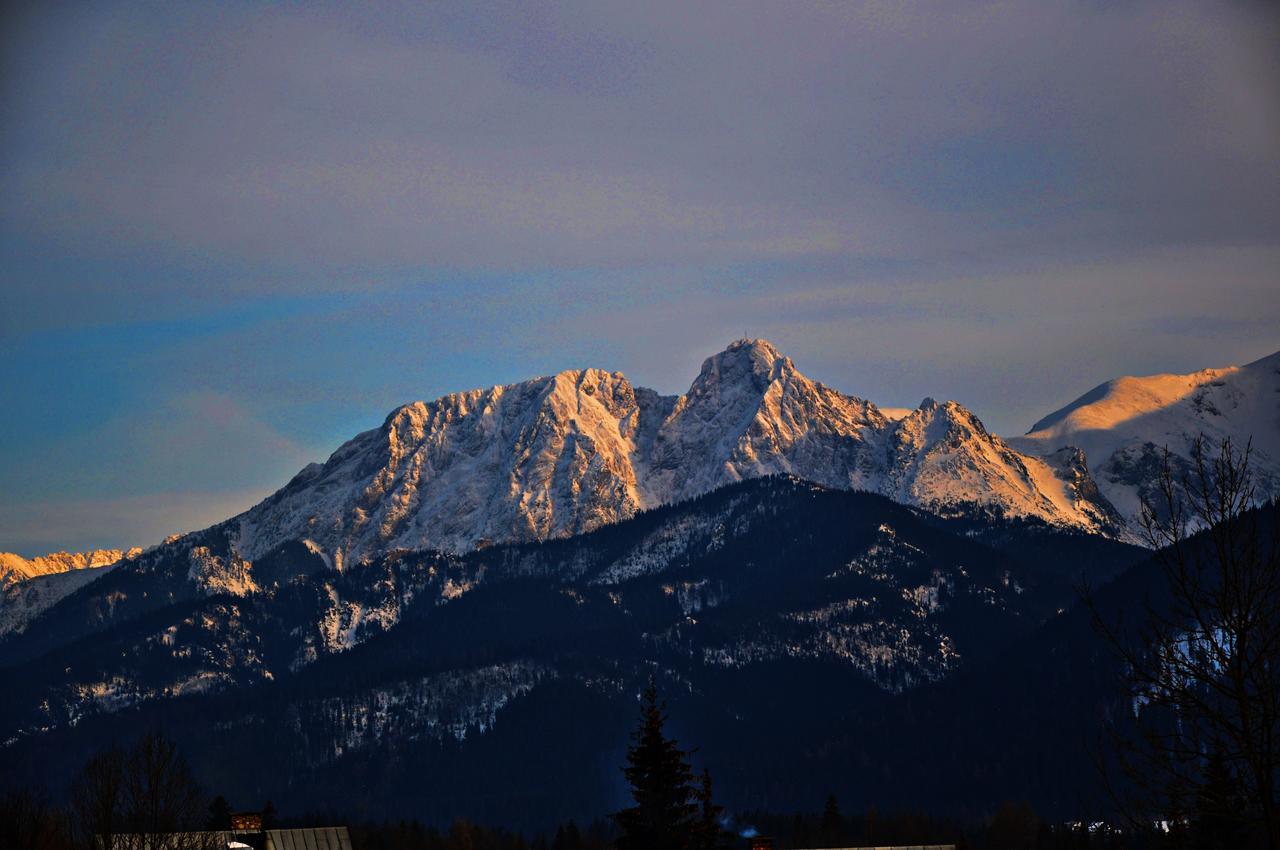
left=0, top=477, right=1147, bottom=828
left=1011, top=349, right=1280, bottom=527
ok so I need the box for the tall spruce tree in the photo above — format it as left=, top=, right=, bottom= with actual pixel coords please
left=206, top=795, right=233, bottom=830
left=613, top=681, right=700, bottom=850
left=693, top=769, right=727, bottom=850
left=820, top=794, right=843, bottom=846
left=1194, top=752, right=1246, bottom=849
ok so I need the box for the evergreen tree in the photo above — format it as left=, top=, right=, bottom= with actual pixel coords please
left=819, top=794, right=842, bottom=846
left=790, top=813, right=808, bottom=849
left=693, top=769, right=726, bottom=850
left=864, top=805, right=881, bottom=845
left=986, top=801, right=1040, bottom=850
left=553, top=822, right=583, bottom=850
left=1193, top=752, right=1245, bottom=849
left=206, top=795, right=233, bottom=830
left=613, top=681, right=699, bottom=850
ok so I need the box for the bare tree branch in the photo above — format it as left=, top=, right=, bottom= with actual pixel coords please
left=1089, top=435, right=1280, bottom=849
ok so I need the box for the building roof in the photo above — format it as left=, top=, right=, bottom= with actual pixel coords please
left=790, top=846, right=957, bottom=850
left=97, top=826, right=352, bottom=850
left=264, top=828, right=353, bottom=850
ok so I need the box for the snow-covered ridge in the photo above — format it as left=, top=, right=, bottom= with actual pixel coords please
left=0, top=564, right=124, bottom=636
left=1010, top=349, right=1280, bottom=528
left=229, top=338, right=1118, bottom=567
left=0, top=548, right=143, bottom=636
left=0, top=548, right=141, bottom=587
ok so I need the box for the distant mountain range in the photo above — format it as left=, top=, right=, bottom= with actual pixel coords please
left=6, top=339, right=1278, bottom=637
left=0, top=548, right=142, bottom=636
left=0, top=340, right=1276, bottom=827
left=0, top=549, right=140, bottom=586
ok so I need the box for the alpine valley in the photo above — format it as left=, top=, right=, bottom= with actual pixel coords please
left=1, top=339, right=1277, bottom=828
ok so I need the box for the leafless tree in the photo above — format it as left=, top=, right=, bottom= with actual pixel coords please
left=0, top=788, right=71, bottom=850
left=70, top=745, right=126, bottom=850
left=1090, top=435, right=1280, bottom=848
left=70, top=733, right=215, bottom=850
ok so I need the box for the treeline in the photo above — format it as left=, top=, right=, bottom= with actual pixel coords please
left=339, top=801, right=1202, bottom=850
left=338, top=803, right=1142, bottom=850
left=743, top=798, right=1145, bottom=850
left=0, top=765, right=1199, bottom=850
left=0, top=672, right=1238, bottom=850
left=342, top=818, right=615, bottom=850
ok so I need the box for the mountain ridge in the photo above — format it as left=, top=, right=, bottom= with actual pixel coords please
left=0, top=548, right=145, bottom=636
left=227, top=338, right=1118, bottom=570
left=1011, top=348, right=1280, bottom=526
left=0, top=548, right=142, bottom=586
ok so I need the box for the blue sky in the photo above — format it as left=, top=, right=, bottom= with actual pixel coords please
left=2, top=0, right=1278, bottom=555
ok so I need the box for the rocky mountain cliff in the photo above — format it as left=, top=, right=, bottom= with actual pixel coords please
left=231, top=339, right=1119, bottom=570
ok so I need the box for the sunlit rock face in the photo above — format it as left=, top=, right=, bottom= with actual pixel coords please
left=0, top=548, right=143, bottom=636
left=231, top=339, right=1119, bottom=567
left=1010, top=350, right=1280, bottom=529
left=0, top=548, right=141, bottom=586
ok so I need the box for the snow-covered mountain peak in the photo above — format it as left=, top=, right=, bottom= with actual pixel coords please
left=646, top=361, right=881, bottom=502
left=879, top=396, right=1123, bottom=530
left=1025, top=366, right=1241, bottom=438
left=906, top=397, right=983, bottom=428
left=383, top=367, right=645, bottom=435
left=221, top=338, right=1118, bottom=570
left=1010, top=349, right=1280, bottom=527
left=689, top=338, right=794, bottom=394
left=894, top=398, right=1006, bottom=455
